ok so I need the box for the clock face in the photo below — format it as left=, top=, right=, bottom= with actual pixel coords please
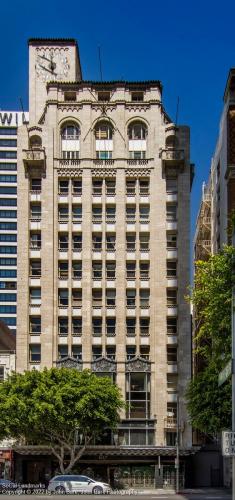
left=35, top=49, right=70, bottom=82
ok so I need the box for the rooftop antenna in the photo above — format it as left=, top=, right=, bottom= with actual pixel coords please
left=19, top=97, right=30, bottom=143
left=175, top=96, right=180, bottom=125
left=98, top=46, right=103, bottom=82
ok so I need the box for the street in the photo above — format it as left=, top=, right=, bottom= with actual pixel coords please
left=0, top=492, right=231, bottom=500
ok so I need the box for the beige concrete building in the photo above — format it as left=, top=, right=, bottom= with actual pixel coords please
left=16, top=38, right=194, bottom=485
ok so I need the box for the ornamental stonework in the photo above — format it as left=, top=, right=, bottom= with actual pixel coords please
left=92, top=357, right=116, bottom=373
left=125, top=168, right=151, bottom=178
left=125, top=357, right=151, bottom=372
left=91, top=168, right=116, bottom=178
left=56, top=356, right=83, bottom=370
left=57, top=168, right=83, bottom=177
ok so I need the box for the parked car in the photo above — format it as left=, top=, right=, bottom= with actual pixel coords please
left=0, top=479, right=18, bottom=493
left=48, top=475, right=111, bottom=494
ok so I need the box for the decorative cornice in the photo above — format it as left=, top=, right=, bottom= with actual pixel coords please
left=92, top=356, right=116, bottom=373
left=56, top=356, right=83, bottom=370
left=125, top=356, right=151, bottom=372
left=125, top=167, right=151, bottom=177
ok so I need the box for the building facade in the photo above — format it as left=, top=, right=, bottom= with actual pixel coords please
left=0, top=111, right=29, bottom=334
left=16, top=38, right=194, bottom=484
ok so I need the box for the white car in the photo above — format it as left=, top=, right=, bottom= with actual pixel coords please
left=48, top=474, right=111, bottom=494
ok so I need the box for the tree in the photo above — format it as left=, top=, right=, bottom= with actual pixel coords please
left=0, top=368, right=124, bottom=473
left=186, top=246, right=235, bottom=437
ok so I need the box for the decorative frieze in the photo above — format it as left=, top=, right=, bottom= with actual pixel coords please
left=125, top=356, right=151, bottom=372
left=92, top=357, right=116, bottom=373
left=125, top=168, right=151, bottom=178
left=56, top=356, right=83, bottom=370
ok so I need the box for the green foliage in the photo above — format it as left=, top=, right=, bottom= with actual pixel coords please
left=187, top=246, right=235, bottom=437
left=0, top=368, right=124, bottom=473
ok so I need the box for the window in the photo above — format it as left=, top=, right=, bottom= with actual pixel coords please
left=106, top=289, right=116, bottom=307
left=106, top=318, right=116, bottom=336
left=140, top=262, right=149, bottom=279
left=95, top=122, right=113, bottom=159
left=29, top=344, right=41, bottom=362
left=0, top=305, right=16, bottom=313
left=58, top=261, right=68, bottom=279
left=126, top=179, right=136, bottom=195
left=106, top=261, right=115, bottom=279
left=128, top=122, right=147, bottom=140
left=140, top=317, right=150, bottom=336
left=64, top=91, right=77, bottom=102
left=166, top=432, right=176, bottom=446
left=0, top=163, right=16, bottom=170
left=59, top=289, right=68, bottom=306
left=92, top=345, right=102, bottom=359
left=126, top=372, right=150, bottom=419
left=59, top=179, right=69, bottom=195
left=93, top=261, right=102, bottom=279
left=72, top=179, right=82, bottom=195
left=72, top=205, right=82, bottom=222
left=167, top=232, right=177, bottom=248
left=0, top=258, right=16, bottom=266
left=131, top=91, right=144, bottom=102
left=167, top=375, right=178, bottom=392
left=73, top=234, right=82, bottom=251
left=61, top=124, right=80, bottom=160
left=92, top=233, right=102, bottom=251
left=166, top=204, right=177, bottom=221
left=126, top=262, right=136, bottom=279
left=106, top=179, right=115, bottom=195
left=106, top=346, right=116, bottom=360
left=93, top=318, right=102, bottom=336
left=93, top=289, right=102, bottom=307
left=92, top=206, right=102, bottom=222
left=58, top=234, right=68, bottom=251
left=0, top=187, right=16, bottom=195
left=0, top=246, right=16, bottom=254
left=126, top=346, right=136, bottom=360
left=167, top=289, right=177, bottom=306
left=59, top=317, right=68, bottom=335
left=72, top=317, right=82, bottom=335
left=0, top=281, right=16, bottom=289
left=0, top=366, right=4, bottom=381
left=166, top=178, right=178, bottom=193
left=58, top=345, right=68, bottom=359
left=0, top=269, right=17, bottom=278
left=31, top=178, right=41, bottom=192
left=30, top=204, right=41, bottom=220
left=58, top=205, right=69, bottom=221
left=139, top=179, right=149, bottom=195
left=30, top=260, right=41, bottom=277
left=98, top=92, right=110, bottom=102
left=126, top=289, right=136, bottom=307
left=0, top=127, right=17, bottom=135
left=72, top=261, right=82, bottom=279
left=0, top=199, right=17, bottom=207
left=0, top=210, right=16, bottom=218
left=128, top=122, right=147, bottom=159
left=0, top=222, right=16, bottom=230
left=0, top=233, right=17, bottom=241
left=0, top=174, right=17, bottom=182
left=140, top=289, right=150, bottom=308
left=29, top=316, right=41, bottom=335
left=126, top=318, right=136, bottom=336
left=0, top=139, right=17, bottom=147
left=106, top=233, right=116, bottom=251
left=139, top=233, right=149, bottom=251
left=126, top=206, right=136, bottom=222
left=1, top=316, right=16, bottom=325
left=139, top=205, right=149, bottom=222
left=167, top=346, right=177, bottom=364
left=92, top=179, right=103, bottom=196
left=126, top=233, right=136, bottom=251
left=0, top=151, right=17, bottom=159
left=167, top=317, right=177, bottom=334
left=140, top=346, right=150, bottom=360
left=72, top=345, right=82, bottom=360
left=106, top=205, right=116, bottom=222
left=0, top=293, right=16, bottom=301
left=30, top=288, right=41, bottom=305
left=167, top=261, right=177, bottom=277
left=72, top=289, right=82, bottom=307
left=31, top=232, right=41, bottom=249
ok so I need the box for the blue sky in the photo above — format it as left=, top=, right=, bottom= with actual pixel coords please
left=1, top=0, right=235, bottom=233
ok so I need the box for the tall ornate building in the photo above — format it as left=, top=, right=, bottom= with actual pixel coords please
left=16, top=38, right=194, bottom=485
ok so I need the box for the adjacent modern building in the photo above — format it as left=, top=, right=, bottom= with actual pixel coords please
left=0, top=111, right=29, bottom=334
left=15, top=38, right=194, bottom=486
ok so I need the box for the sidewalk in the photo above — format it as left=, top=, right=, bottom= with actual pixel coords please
left=129, top=487, right=231, bottom=495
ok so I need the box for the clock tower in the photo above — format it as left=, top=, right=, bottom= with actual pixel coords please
left=28, top=38, right=82, bottom=123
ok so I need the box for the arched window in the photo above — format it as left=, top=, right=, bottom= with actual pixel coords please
left=128, top=122, right=147, bottom=159
left=29, top=135, right=42, bottom=149
left=61, top=124, right=80, bottom=160
left=94, top=121, right=113, bottom=160
left=166, top=135, right=178, bottom=149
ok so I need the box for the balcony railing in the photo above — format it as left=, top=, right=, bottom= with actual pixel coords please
left=23, top=148, right=46, bottom=172
left=160, top=149, right=185, bottom=165
left=164, top=416, right=177, bottom=429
